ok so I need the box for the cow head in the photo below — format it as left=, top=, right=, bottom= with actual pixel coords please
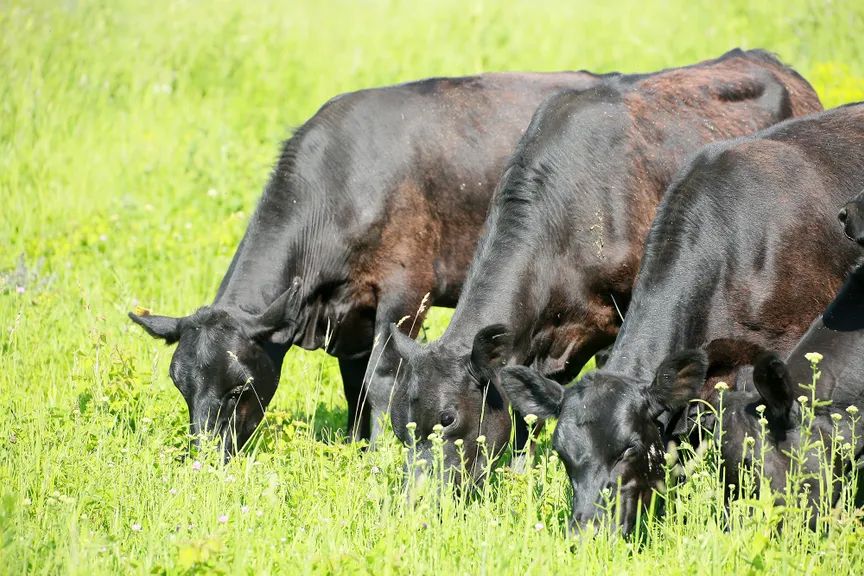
left=693, top=351, right=822, bottom=514
left=388, top=323, right=514, bottom=486
left=500, top=350, right=707, bottom=534
left=128, top=280, right=301, bottom=458
left=838, top=189, right=864, bottom=245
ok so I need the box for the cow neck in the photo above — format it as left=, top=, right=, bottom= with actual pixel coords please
left=213, top=221, right=304, bottom=314
left=607, top=300, right=691, bottom=381
left=212, top=180, right=340, bottom=341
left=440, top=232, right=547, bottom=355
left=604, top=241, right=718, bottom=383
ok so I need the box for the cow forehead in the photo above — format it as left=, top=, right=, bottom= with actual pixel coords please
left=560, top=375, right=640, bottom=426
left=173, top=322, right=247, bottom=383
left=404, top=347, right=470, bottom=402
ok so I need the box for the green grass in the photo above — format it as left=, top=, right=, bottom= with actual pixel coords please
left=3, top=0, right=864, bottom=572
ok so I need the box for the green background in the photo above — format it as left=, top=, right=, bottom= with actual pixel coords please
left=2, top=0, right=864, bottom=573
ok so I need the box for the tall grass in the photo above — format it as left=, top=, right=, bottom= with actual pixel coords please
left=2, top=0, right=864, bottom=572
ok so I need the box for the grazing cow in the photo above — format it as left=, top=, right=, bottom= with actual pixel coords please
left=637, top=264, right=864, bottom=527
left=839, top=188, right=864, bottom=245
left=662, top=211, right=864, bottom=525
left=691, top=276, right=864, bottom=523
left=387, top=49, right=822, bottom=485
left=501, top=103, right=864, bottom=534
left=128, top=71, right=606, bottom=455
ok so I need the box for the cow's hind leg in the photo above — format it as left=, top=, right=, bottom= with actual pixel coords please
left=339, top=354, right=372, bottom=442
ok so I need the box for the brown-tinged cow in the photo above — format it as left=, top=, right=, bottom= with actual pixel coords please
left=388, top=49, right=822, bottom=486
left=128, top=71, right=605, bottom=455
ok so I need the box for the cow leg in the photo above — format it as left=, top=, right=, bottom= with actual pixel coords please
left=365, top=290, right=431, bottom=443
left=339, top=354, right=372, bottom=442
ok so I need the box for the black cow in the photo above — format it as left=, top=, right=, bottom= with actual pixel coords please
left=660, top=209, right=864, bottom=526
left=501, top=103, right=864, bottom=533
left=387, top=49, right=822, bottom=485
left=689, top=266, right=864, bottom=524
left=128, top=71, right=605, bottom=455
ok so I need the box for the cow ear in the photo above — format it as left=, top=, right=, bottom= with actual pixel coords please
left=752, top=352, right=794, bottom=425
left=703, top=337, right=768, bottom=381
left=128, top=312, right=183, bottom=344
left=248, top=278, right=303, bottom=345
left=470, top=324, right=513, bottom=383
left=389, top=323, right=421, bottom=359
left=499, top=366, right=564, bottom=420
left=648, top=349, right=708, bottom=416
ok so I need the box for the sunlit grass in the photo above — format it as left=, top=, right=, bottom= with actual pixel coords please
left=3, top=0, right=864, bottom=572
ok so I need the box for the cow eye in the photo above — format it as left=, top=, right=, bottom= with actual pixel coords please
left=616, top=442, right=641, bottom=464
left=440, top=412, right=456, bottom=427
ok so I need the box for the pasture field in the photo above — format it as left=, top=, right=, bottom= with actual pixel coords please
left=3, top=0, right=864, bottom=573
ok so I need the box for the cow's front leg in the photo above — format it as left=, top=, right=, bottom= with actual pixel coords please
left=364, top=292, right=431, bottom=444
left=339, top=354, right=372, bottom=442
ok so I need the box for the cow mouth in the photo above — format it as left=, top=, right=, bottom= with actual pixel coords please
left=188, top=414, right=258, bottom=461
left=568, top=484, right=653, bottom=537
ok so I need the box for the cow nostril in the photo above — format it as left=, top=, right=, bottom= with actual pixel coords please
left=838, top=207, right=848, bottom=223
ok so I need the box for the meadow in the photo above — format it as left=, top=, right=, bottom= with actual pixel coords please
left=3, top=0, right=864, bottom=573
